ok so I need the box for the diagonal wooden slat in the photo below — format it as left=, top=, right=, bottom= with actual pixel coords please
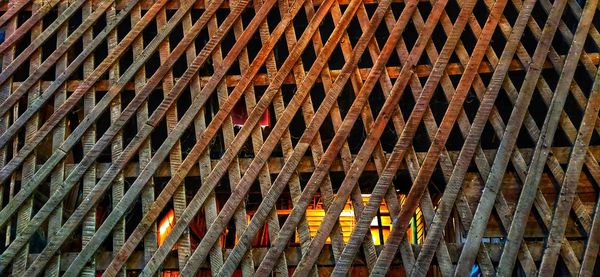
left=45, top=1, right=69, bottom=275
left=357, top=0, right=510, bottom=274
left=151, top=0, right=365, bottom=274
left=302, top=0, right=478, bottom=274
left=497, top=0, right=599, bottom=275
left=34, top=0, right=244, bottom=273
left=454, top=0, right=573, bottom=274
left=97, top=0, right=318, bottom=273
left=80, top=1, right=98, bottom=276
left=1, top=0, right=600, bottom=275
left=215, top=0, right=404, bottom=272
left=12, top=1, right=43, bottom=275
left=410, top=0, right=538, bottom=274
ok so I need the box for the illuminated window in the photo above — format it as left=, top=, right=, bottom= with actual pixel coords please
left=158, top=209, right=176, bottom=247
left=299, top=194, right=424, bottom=245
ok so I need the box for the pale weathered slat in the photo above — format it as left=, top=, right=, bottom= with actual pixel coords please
left=11, top=1, right=43, bottom=275
left=45, top=1, right=70, bottom=275
left=1, top=0, right=600, bottom=275
left=453, top=0, right=572, bottom=274
left=534, top=0, right=599, bottom=274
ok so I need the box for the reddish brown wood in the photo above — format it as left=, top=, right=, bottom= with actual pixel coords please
left=0, top=0, right=599, bottom=276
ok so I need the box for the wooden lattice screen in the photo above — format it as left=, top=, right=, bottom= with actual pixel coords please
left=0, top=0, right=600, bottom=275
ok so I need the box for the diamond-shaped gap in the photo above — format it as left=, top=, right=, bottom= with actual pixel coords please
left=528, top=87, right=550, bottom=128
left=308, top=81, right=326, bottom=114
left=464, top=79, right=484, bottom=122
left=488, top=28, right=508, bottom=64
left=269, top=85, right=297, bottom=157
left=398, top=82, right=416, bottom=119
left=444, top=0, right=461, bottom=25
left=240, top=3, right=257, bottom=28
left=271, top=28, right=291, bottom=69
left=89, top=95, right=117, bottom=163
left=290, top=5, right=310, bottom=42
left=500, top=0, right=519, bottom=27
left=480, top=121, right=501, bottom=150
left=265, top=1, right=282, bottom=33
left=167, top=19, right=185, bottom=54
left=473, top=42, right=502, bottom=75
left=179, top=122, right=198, bottom=162
left=429, top=86, right=449, bottom=126
left=144, top=49, right=162, bottom=79
left=345, top=14, right=362, bottom=48
left=472, top=0, right=489, bottom=28
left=318, top=12, right=335, bottom=46
left=573, top=55, right=596, bottom=96
left=317, top=108, right=336, bottom=151
left=531, top=0, right=550, bottom=32
left=445, top=121, right=465, bottom=151
left=515, top=121, right=537, bottom=149
left=519, top=26, right=539, bottom=58
left=12, top=37, right=30, bottom=82
left=550, top=31, right=571, bottom=57
left=357, top=170, right=381, bottom=195
left=309, top=83, right=339, bottom=151
left=413, top=121, right=432, bottom=153
left=362, top=2, right=378, bottom=19
left=373, top=12, right=390, bottom=51
left=327, top=43, right=346, bottom=70
left=368, top=82, right=386, bottom=119
left=429, top=21, right=448, bottom=55
left=243, top=27, right=266, bottom=68
left=584, top=25, right=600, bottom=53
left=357, top=41, right=374, bottom=68
left=348, top=115, right=367, bottom=155
left=336, top=79, right=356, bottom=119
left=379, top=120, right=398, bottom=153
left=459, top=26, right=479, bottom=59
left=554, top=257, right=574, bottom=276
left=417, top=0, right=433, bottom=19
left=505, top=68, right=527, bottom=95
left=428, top=163, right=447, bottom=195
left=65, top=5, right=82, bottom=35
left=447, top=51, right=462, bottom=67
left=300, top=37, right=318, bottom=73
left=284, top=101, right=306, bottom=149
left=555, top=1, right=581, bottom=52
left=223, top=35, right=241, bottom=76
left=401, top=20, right=419, bottom=54
left=383, top=2, right=401, bottom=21
left=553, top=94, right=584, bottom=148
left=119, top=91, right=139, bottom=149
left=189, top=7, right=203, bottom=23
left=193, top=25, right=211, bottom=62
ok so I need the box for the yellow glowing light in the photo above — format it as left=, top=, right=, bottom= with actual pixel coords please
left=158, top=209, right=176, bottom=247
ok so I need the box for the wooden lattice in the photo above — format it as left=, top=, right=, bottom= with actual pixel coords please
left=0, top=0, right=599, bottom=275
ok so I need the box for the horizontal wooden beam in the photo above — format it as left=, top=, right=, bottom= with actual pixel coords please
left=27, top=241, right=589, bottom=271
left=8, top=53, right=598, bottom=92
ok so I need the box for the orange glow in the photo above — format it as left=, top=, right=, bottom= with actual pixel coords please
left=300, top=194, right=424, bottom=245
left=158, top=209, right=176, bottom=247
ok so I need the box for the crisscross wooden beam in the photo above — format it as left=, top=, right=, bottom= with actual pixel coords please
left=1, top=0, right=600, bottom=275
left=454, top=0, right=572, bottom=274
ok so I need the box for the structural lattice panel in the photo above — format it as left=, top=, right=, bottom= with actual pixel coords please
left=0, top=0, right=599, bottom=275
